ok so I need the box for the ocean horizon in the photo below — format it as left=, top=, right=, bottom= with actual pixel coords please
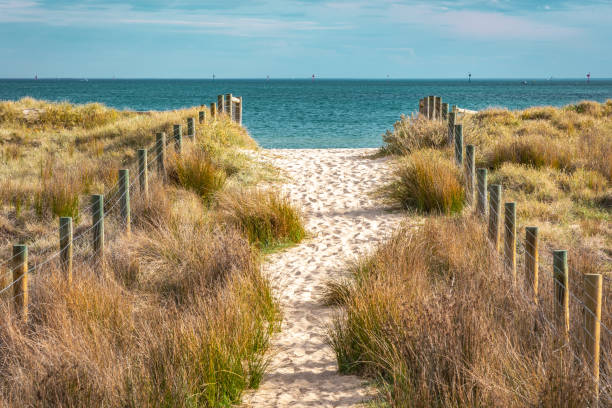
left=2, top=78, right=611, bottom=148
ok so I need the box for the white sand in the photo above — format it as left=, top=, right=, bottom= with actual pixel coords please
left=243, top=149, right=403, bottom=407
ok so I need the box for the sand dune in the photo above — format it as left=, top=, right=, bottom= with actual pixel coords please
left=243, top=149, right=403, bottom=407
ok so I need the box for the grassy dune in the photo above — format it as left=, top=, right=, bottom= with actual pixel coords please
left=330, top=101, right=611, bottom=406
left=0, top=98, right=304, bottom=407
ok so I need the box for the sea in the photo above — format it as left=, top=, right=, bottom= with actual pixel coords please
left=1, top=79, right=611, bottom=149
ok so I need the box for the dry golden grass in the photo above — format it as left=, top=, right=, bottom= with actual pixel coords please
left=382, top=100, right=611, bottom=257
left=328, top=217, right=607, bottom=407
left=380, top=115, right=447, bottom=155
left=383, top=149, right=465, bottom=214
left=334, top=101, right=612, bottom=406
left=0, top=98, right=301, bottom=406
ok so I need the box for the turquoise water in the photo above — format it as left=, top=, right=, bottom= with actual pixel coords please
left=1, top=79, right=611, bottom=148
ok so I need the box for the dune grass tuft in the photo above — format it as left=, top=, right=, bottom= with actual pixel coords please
left=380, top=115, right=447, bottom=155
left=168, top=147, right=227, bottom=203
left=384, top=149, right=465, bottom=214
left=486, top=134, right=574, bottom=170
left=217, top=188, right=306, bottom=249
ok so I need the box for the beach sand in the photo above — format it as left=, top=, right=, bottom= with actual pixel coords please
left=243, top=149, right=404, bottom=407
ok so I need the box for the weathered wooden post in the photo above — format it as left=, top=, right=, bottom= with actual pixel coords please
left=504, top=202, right=516, bottom=282
left=137, top=148, right=148, bottom=197
left=155, top=132, right=166, bottom=178
left=59, top=216, right=73, bottom=284
left=119, top=169, right=130, bottom=234
left=584, top=273, right=602, bottom=401
left=428, top=96, right=435, bottom=120
left=442, top=102, right=449, bottom=121
left=553, top=250, right=569, bottom=340
left=435, top=96, right=442, bottom=120
left=198, top=111, right=205, bottom=124
left=217, top=95, right=225, bottom=115
left=210, top=102, right=217, bottom=118
left=225, top=93, right=232, bottom=119
left=91, top=194, right=104, bottom=265
left=454, top=124, right=463, bottom=165
left=173, top=124, right=182, bottom=153
left=525, top=226, right=539, bottom=303
left=488, top=184, right=502, bottom=252
left=187, top=117, right=195, bottom=139
left=452, top=105, right=457, bottom=113
left=423, top=97, right=429, bottom=118
left=465, top=145, right=475, bottom=204
left=12, top=244, right=28, bottom=322
left=448, top=111, right=456, bottom=145
left=476, top=168, right=488, bottom=217
left=236, top=96, right=243, bottom=125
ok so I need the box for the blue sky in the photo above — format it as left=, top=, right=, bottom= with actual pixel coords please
left=0, top=0, right=611, bottom=78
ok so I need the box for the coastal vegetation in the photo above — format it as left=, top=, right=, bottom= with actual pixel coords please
left=0, top=98, right=304, bottom=406
left=330, top=100, right=612, bottom=406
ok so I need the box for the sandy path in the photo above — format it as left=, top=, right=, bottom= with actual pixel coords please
left=243, top=149, right=403, bottom=407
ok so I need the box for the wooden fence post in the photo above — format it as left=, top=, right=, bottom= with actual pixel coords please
left=217, top=95, right=225, bottom=115
left=156, top=132, right=166, bottom=178
left=187, top=117, right=195, bottom=139
left=454, top=124, right=463, bottom=165
left=584, top=273, right=602, bottom=401
left=488, top=184, right=502, bottom=252
left=442, top=102, right=449, bottom=121
left=525, top=226, right=539, bottom=303
left=12, top=244, right=28, bottom=322
left=210, top=102, right=217, bottom=118
left=225, top=93, right=232, bottom=118
left=198, top=111, right=205, bottom=124
left=428, top=96, right=434, bottom=120
left=465, top=145, right=475, bottom=204
left=119, top=169, right=130, bottom=234
left=504, top=202, right=516, bottom=282
left=137, top=148, right=148, bottom=197
left=91, top=194, right=104, bottom=266
left=431, top=96, right=437, bottom=120
left=448, top=111, right=456, bottom=145
left=435, top=96, right=442, bottom=120
left=476, top=168, right=488, bottom=217
left=553, top=250, right=570, bottom=340
left=59, top=216, right=73, bottom=284
left=423, top=97, right=429, bottom=118
left=173, top=124, right=182, bottom=153
left=236, top=96, right=243, bottom=125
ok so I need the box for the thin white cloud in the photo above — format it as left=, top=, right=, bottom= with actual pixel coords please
left=387, top=3, right=578, bottom=40
left=0, top=1, right=347, bottom=37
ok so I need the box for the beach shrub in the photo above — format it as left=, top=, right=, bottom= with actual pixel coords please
left=384, top=149, right=465, bottom=214
left=473, top=108, right=519, bottom=127
left=217, top=188, right=305, bottom=248
left=381, top=115, right=447, bottom=155
left=570, top=100, right=603, bottom=117
left=519, top=106, right=558, bottom=121
left=486, top=134, right=574, bottom=170
left=489, top=163, right=560, bottom=203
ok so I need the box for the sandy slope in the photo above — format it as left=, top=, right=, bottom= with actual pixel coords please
left=243, top=149, right=403, bottom=407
